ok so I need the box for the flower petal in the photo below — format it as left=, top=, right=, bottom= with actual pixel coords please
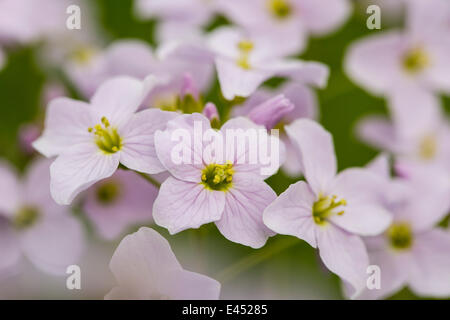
left=90, top=76, right=158, bottom=127
left=316, top=225, right=369, bottom=298
left=107, top=227, right=182, bottom=299
left=215, top=174, right=276, bottom=248
left=32, top=98, right=94, bottom=157
left=166, top=270, right=221, bottom=300
left=285, top=119, right=336, bottom=195
left=328, top=168, right=392, bottom=236
left=356, top=115, right=398, bottom=152
left=120, top=108, right=178, bottom=174
left=50, top=144, right=120, bottom=205
left=299, top=0, right=351, bottom=35
left=21, top=212, right=84, bottom=275
left=153, top=177, right=225, bottom=234
left=0, top=161, right=20, bottom=216
left=409, top=229, right=450, bottom=297
left=263, top=181, right=317, bottom=248
left=154, top=113, right=209, bottom=182
left=0, top=218, right=21, bottom=274
left=83, top=170, right=158, bottom=240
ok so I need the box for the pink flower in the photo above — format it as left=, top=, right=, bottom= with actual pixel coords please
left=153, top=113, right=279, bottom=248
left=135, top=0, right=217, bottom=43
left=33, top=76, right=177, bottom=205
left=357, top=90, right=450, bottom=178
left=345, top=3, right=450, bottom=102
left=105, top=227, right=220, bottom=300
left=233, top=82, right=318, bottom=176
left=0, top=158, right=84, bottom=275
left=83, top=169, right=158, bottom=240
left=207, top=26, right=328, bottom=100
left=263, top=119, right=392, bottom=297
left=218, top=0, right=351, bottom=55
left=347, top=154, right=450, bottom=299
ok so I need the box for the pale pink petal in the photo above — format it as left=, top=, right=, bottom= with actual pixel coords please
left=346, top=249, right=411, bottom=300
left=154, top=113, right=209, bottom=182
left=22, top=158, right=55, bottom=212
left=285, top=119, right=336, bottom=195
left=107, top=227, right=182, bottom=299
left=120, top=109, right=178, bottom=174
left=263, top=181, right=317, bottom=248
left=345, top=31, right=405, bottom=95
left=221, top=116, right=282, bottom=178
left=215, top=57, right=272, bottom=100
left=328, top=168, right=392, bottom=236
left=279, top=82, right=318, bottom=121
left=409, top=229, right=450, bottom=297
left=0, top=161, right=20, bottom=216
left=83, top=170, right=158, bottom=240
left=104, top=40, right=156, bottom=80
left=153, top=177, right=226, bottom=234
left=0, top=219, right=21, bottom=273
left=20, top=212, right=84, bottom=275
left=317, top=225, right=369, bottom=298
left=298, top=0, right=351, bottom=35
left=166, top=270, right=221, bottom=300
left=260, top=59, right=329, bottom=89
left=366, top=153, right=391, bottom=179
left=90, top=76, right=157, bottom=127
left=32, top=98, right=94, bottom=157
left=50, top=144, right=120, bottom=205
left=356, top=116, right=398, bottom=152
left=216, top=174, right=276, bottom=248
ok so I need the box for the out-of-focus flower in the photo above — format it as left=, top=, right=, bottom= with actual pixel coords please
left=83, top=169, right=158, bottom=240
left=33, top=76, right=177, bottom=205
left=406, top=0, right=450, bottom=38
left=105, top=227, right=221, bottom=300
left=61, top=40, right=157, bottom=99
left=346, top=154, right=450, bottom=299
left=135, top=0, right=218, bottom=43
left=153, top=113, right=279, bottom=248
left=263, top=119, right=392, bottom=297
left=233, top=82, right=318, bottom=176
left=0, top=0, right=68, bottom=43
left=208, top=26, right=328, bottom=100
left=0, top=158, right=84, bottom=275
left=345, top=5, right=450, bottom=102
left=357, top=90, right=450, bottom=179
left=218, top=0, right=351, bottom=55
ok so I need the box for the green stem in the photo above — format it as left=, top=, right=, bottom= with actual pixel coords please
left=215, top=237, right=298, bottom=284
left=136, top=171, right=161, bottom=188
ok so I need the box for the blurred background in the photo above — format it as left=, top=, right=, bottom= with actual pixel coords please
left=0, top=0, right=448, bottom=299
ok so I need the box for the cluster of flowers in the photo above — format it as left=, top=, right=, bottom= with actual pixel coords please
left=0, top=0, right=449, bottom=300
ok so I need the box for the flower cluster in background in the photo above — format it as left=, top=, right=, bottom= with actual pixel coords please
left=0, top=0, right=448, bottom=300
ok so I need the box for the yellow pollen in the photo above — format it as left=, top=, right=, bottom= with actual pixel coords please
left=312, top=194, right=347, bottom=225
left=267, top=0, right=293, bottom=19
left=388, top=222, right=413, bottom=250
left=201, top=162, right=234, bottom=191
left=402, top=47, right=430, bottom=74
left=236, top=40, right=254, bottom=70
left=419, top=134, right=437, bottom=160
left=89, top=116, right=123, bottom=154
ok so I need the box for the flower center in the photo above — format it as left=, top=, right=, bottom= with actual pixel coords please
left=268, top=0, right=292, bottom=19
left=402, top=47, right=429, bottom=74
left=201, top=162, right=234, bottom=191
left=312, top=195, right=346, bottom=225
left=88, top=117, right=123, bottom=154
left=236, top=40, right=254, bottom=70
left=419, top=134, right=437, bottom=160
left=71, top=46, right=97, bottom=65
left=388, top=222, right=413, bottom=250
left=96, top=181, right=121, bottom=205
left=13, top=206, right=40, bottom=230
